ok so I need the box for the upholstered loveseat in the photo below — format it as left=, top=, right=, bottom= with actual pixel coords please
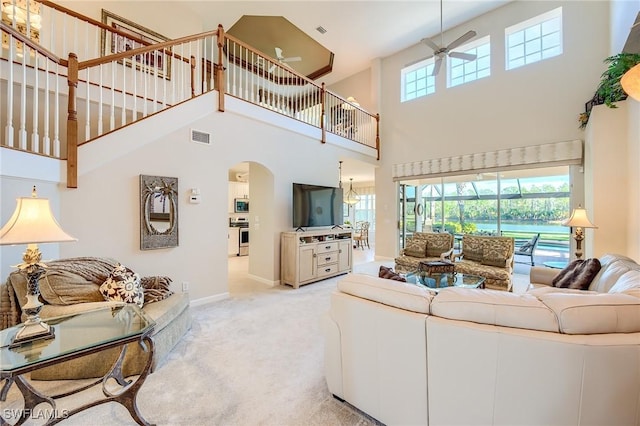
left=452, top=234, right=515, bottom=291
left=1, top=257, right=192, bottom=380
left=394, top=232, right=454, bottom=274
left=323, top=253, right=640, bottom=425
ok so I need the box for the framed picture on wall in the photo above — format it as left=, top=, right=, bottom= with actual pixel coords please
left=101, top=9, right=171, bottom=80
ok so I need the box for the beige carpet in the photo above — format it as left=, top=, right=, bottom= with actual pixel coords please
left=2, top=262, right=385, bottom=426
left=3, top=260, right=529, bottom=425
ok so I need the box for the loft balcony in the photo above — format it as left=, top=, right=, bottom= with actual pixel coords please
left=0, top=1, right=380, bottom=187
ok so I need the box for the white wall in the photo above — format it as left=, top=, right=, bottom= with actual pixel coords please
left=374, top=0, right=611, bottom=259
left=0, top=91, right=376, bottom=302
left=610, top=0, right=640, bottom=54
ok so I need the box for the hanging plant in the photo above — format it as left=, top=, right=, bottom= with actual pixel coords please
left=579, top=53, right=640, bottom=129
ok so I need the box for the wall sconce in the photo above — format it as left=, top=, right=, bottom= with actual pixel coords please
left=562, top=205, right=597, bottom=260
left=0, top=186, right=76, bottom=347
left=621, top=63, right=640, bottom=102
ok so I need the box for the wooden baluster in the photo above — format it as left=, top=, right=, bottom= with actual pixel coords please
left=217, top=24, right=225, bottom=112
left=190, top=54, right=196, bottom=97
left=320, top=82, right=326, bottom=144
left=67, top=52, right=78, bottom=188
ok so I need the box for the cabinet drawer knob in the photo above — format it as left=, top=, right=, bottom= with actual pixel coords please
left=325, top=257, right=331, bottom=261
left=325, top=245, right=331, bottom=249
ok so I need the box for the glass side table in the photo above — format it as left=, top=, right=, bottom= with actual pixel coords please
left=1, top=305, right=156, bottom=425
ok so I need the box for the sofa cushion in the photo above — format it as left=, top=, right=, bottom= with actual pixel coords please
left=38, top=269, right=105, bottom=305
left=538, top=292, right=640, bottom=334
left=430, top=287, right=559, bottom=332
left=99, top=264, right=144, bottom=308
left=552, top=259, right=601, bottom=290
left=404, top=238, right=427, bottom=257
left=426, top=234, right=452, bottom=257
left=379, top=265, right=407, bottom=282
left=462, top=235, right=484, bottom=262
left=481, top=246, right=509, bottom=268
left=338, top=273, right=433, bottom=314
left=590, top=256, right=639, bottom=293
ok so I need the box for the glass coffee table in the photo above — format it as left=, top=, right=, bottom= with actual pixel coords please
left=1, top=305, right=155, bottom=425
left=405, top=270, right=485, bottom=292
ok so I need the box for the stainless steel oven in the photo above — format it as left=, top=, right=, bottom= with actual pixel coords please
left=230, top=217, right=249, bottom=256
left=239, top=227, right=249, bottom=256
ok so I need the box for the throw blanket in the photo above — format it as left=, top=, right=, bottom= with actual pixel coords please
left=1, top=256, right=174, bottom=329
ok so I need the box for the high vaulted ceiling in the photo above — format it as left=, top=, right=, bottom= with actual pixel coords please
left=183, top=1, right=512, bottom=86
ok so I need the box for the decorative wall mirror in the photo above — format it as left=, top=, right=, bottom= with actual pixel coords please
left=140, top=175, right=178, bottom=250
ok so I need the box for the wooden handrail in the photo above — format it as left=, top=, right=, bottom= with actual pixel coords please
left=67, top=53, right=78, bottom=188
left=38, top=0, right=155, bottom=49
left=77, top=29, right=220, bottom=71
left=0, top=22, right=66, bottom=66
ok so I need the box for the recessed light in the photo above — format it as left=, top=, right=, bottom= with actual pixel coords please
left=316, top=26, right=327, bottom=34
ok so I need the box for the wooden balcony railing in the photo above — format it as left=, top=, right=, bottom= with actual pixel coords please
left=1, top=1, right=380, bottom=188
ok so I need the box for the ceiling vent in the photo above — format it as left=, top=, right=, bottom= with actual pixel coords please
left=190, top=129, right=211, bottom=145
left=316, top=26, right=327, bottom=34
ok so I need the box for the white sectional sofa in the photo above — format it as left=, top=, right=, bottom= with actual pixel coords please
left=323, top=254, right=640, bottom=425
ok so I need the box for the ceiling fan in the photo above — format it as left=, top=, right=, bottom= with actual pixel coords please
left=419, top=0, right=477, bottom=76
left=268, top=47, right=302, bottom=73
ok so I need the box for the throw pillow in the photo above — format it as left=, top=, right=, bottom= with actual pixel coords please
left=481, top=246, right=509, bottom=268
left=100, top=264, right=144, bottom=307
left=552, top=258, right=602, bottom=290
left=379, top=266, right=407, bottom=282
left=461, top=236, right=484, bottom=262
left=404, top=238, right=427, bottom=258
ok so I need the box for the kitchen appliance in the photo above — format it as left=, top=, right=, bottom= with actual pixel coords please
left=230, top=217, right=249, bottom=256
left=234, top=198, right=249, bottom=213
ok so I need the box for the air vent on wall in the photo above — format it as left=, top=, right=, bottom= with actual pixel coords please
left=191, top=129, right=211, bottom=145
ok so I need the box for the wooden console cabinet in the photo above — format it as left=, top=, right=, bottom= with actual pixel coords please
left=281, top=229, right=353, bottom=288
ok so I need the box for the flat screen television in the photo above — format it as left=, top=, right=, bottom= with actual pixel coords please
left=293, top=183, right=343, bottom=229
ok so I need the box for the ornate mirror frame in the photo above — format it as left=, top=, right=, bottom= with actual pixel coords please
left=140, top=174, right=178, bottom=250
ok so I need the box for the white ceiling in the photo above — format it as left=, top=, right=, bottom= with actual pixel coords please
left=194, top=1, right=513, bottom=183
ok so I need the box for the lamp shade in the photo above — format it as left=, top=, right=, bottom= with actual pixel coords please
left=344, top=178, right=360, bottom=205
left=561, top=206, right=597, bottom=229
left=342, top=96, right=360, bottom=110
left=621, top=63, right=640, bottom=102
left=0, top=196, right=77, bottom=245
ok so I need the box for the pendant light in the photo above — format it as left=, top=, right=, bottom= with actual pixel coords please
left=344, top=178, right=360, bottom=205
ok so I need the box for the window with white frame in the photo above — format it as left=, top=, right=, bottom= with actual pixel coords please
left=505, top=7, right=563, bottom=70
left=401, top=58, right=435, bottom=102
left=354, top=193, right=375, bottom=231
left=447, top=36, right=491, bottom=88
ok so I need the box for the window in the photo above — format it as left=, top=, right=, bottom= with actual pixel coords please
left=506, top=7, right=563, bottom=70
left=447, top=36, right=491, bottom=88
left=401, top=58, right=435, bottom=102
left=354, top=193, right=375, bottom=231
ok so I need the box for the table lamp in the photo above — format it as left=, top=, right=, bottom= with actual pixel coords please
left=0, top=186, right=76, bottom=347
left=561, top=205, right=596, bottom=260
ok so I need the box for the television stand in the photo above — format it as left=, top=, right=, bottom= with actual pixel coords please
left=281, top=229, right=353, bottom=289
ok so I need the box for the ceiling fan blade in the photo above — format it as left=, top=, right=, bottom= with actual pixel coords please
left=268, top=63, right=276, bottom=73
left=421, top=37, right=441, bottom=52
left=449, top=51, right=477, bottom=61
left=446, top=30, right=477, bottom=51
left=283, top=56, right=302, bottom=63
left=431, top=57, right=442, bottom=76
left=274, top=47, right=283, bottom=59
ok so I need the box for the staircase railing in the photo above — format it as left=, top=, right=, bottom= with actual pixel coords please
left=1, top=1, right=380, bottom=188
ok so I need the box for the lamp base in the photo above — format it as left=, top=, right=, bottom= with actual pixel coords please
left=10, top=320, right=55, bottom=349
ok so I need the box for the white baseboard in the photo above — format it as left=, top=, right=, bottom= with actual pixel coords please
left=190, top=292, right=230, bottom=307
left=249, top=273, right=279, bottom=287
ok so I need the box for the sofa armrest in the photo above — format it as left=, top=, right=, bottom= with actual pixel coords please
left=452, top=252, right=463, bottom=262
left=530, top=266, right=560, bottom=287
left=440, top=248, right=454, bottom=261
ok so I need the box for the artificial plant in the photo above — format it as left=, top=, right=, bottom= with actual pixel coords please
left=579, top=52, right=640, bottom=129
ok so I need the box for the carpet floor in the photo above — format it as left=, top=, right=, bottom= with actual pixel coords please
left=2, top=262, right=385, bottom=426
left=2, top=258, right=530, bottom=425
